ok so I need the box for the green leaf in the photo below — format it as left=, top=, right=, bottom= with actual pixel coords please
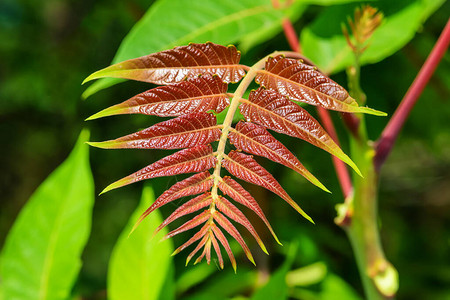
left=0, top=130, right=94, bottom=300
left=107, top=185, right=174, bottom=300
left=290, top=271, right=362, bottom=300
left=319, top=273, right=362, bottom=300
left=301, top=0, right=446, bottom=74
left=176, top=263, right=217, bottom=295
left=303, top=0, right=367, bottom=4
left=286, top=262, right=328, bottom=287
left=238, top=1, right=307, bottom=52
left=184, top=267, right=257, bottom=300
left=82, top=0, right=305, bottom=98
left=251, top=242, right=298, bottom=300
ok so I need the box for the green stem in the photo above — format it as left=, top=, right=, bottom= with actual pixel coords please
left=210, top=54, right=270, bottom=214
left=346, top=124, right=398, bottom=299
left=210, top=51, right=301, bottom=203
left=338, top=56, right=398, bottom=300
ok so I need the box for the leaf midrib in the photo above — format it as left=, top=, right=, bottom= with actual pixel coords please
left=125, top=94, right=230, bottom=110
left=39, top=158, right=81, bottom=300
left=122, top=125, right=223, bottom=145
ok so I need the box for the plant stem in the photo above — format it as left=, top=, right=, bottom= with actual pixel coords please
left=342, top=44, right=398, bottom=299
left=374, top=18, right=450, bottom=171
left=282, top=18, right=302, bottom=53
left=210, top=57, right=267, bottom=204
left=345, top=124, right=398, bottom=299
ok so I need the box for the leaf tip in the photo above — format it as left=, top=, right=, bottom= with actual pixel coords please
left=260, top=243, right=269, bottom=255
left=309, top=176, right=331, bottom=194
left=232, top=261, right=237, bottom=273
left=359, top=107, right=388, bottom=116
left=100, top=178, right=127, bottom=195
left=171, top=248, right=181, bottom=257
left=85, top=113, right=101, bottom=121
left=81, top=76, right=91, bottom=85
left=128, top=219, right=143, bottom=237
left=86, top=140, right=116, bottom=149
left=248, top=254, right=256, bottom=266
left=302, top=211, right=315, bottom=225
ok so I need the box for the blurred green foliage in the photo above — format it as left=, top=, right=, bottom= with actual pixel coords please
left=107, top=186, right=173, bottom=300
left=0, top=130, right=94, bottom=299
left=0, top=0, right=449, bottom=299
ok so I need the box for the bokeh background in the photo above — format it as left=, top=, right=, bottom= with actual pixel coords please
left=1, top=0, right=449, bottom=299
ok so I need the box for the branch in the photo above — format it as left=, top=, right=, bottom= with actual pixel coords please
left=374, top=18, right=450, bottom=171
left=282, top=18, right=302, bottom=53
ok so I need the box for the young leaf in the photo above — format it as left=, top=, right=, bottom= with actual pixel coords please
left=172, top=223, right=210, bottom=257
left=218, top=177, right=280, bottom=244
left=88, top=113, right=221, bottom=150
left=86, top=75, right=230, bottom=120
left=0, top=130, right=94, bottom=300
left=256, top=55, right=385, bottom=115
left=108, top=186, right=174, bottom=300
left=101, top=144, right=216, bottom=194
left=83, top=42, right=247, bottom=85
left=156, top=172, right=213, bottom=205
left=131, top=172, right=214, bottom=234
left=213, top=211, right=255, bottom=265
left=195, top=237, right=212, bottom=265
left=210, top=223, right=237, bottom=272
left=223, top=151, right=313, bottom=223
left=155, top=193, right=213, bottom=233
left=187, top=235, right=210, bottom=266
left=164, top=210, right=211, bottom=240
left=209, top=232, right=224, bottom=269
left=239, top=88, right=361, bottom=175
left=216, top=196, right=268, bottom=254
left=85, top=42, right=378, bottom=269
left=229, top=121, right=329, bottom=192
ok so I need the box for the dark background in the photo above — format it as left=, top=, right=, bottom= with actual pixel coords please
left=1, top=0, right=449, bottom=299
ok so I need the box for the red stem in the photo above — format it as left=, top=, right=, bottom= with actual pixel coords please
left=279, top=14, right=353, bottom=198
left=374, top=18, right=450, bottom=171
left=317, top=107, right=353, bottom=198
left=282, top=18, right=302, bottom=53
